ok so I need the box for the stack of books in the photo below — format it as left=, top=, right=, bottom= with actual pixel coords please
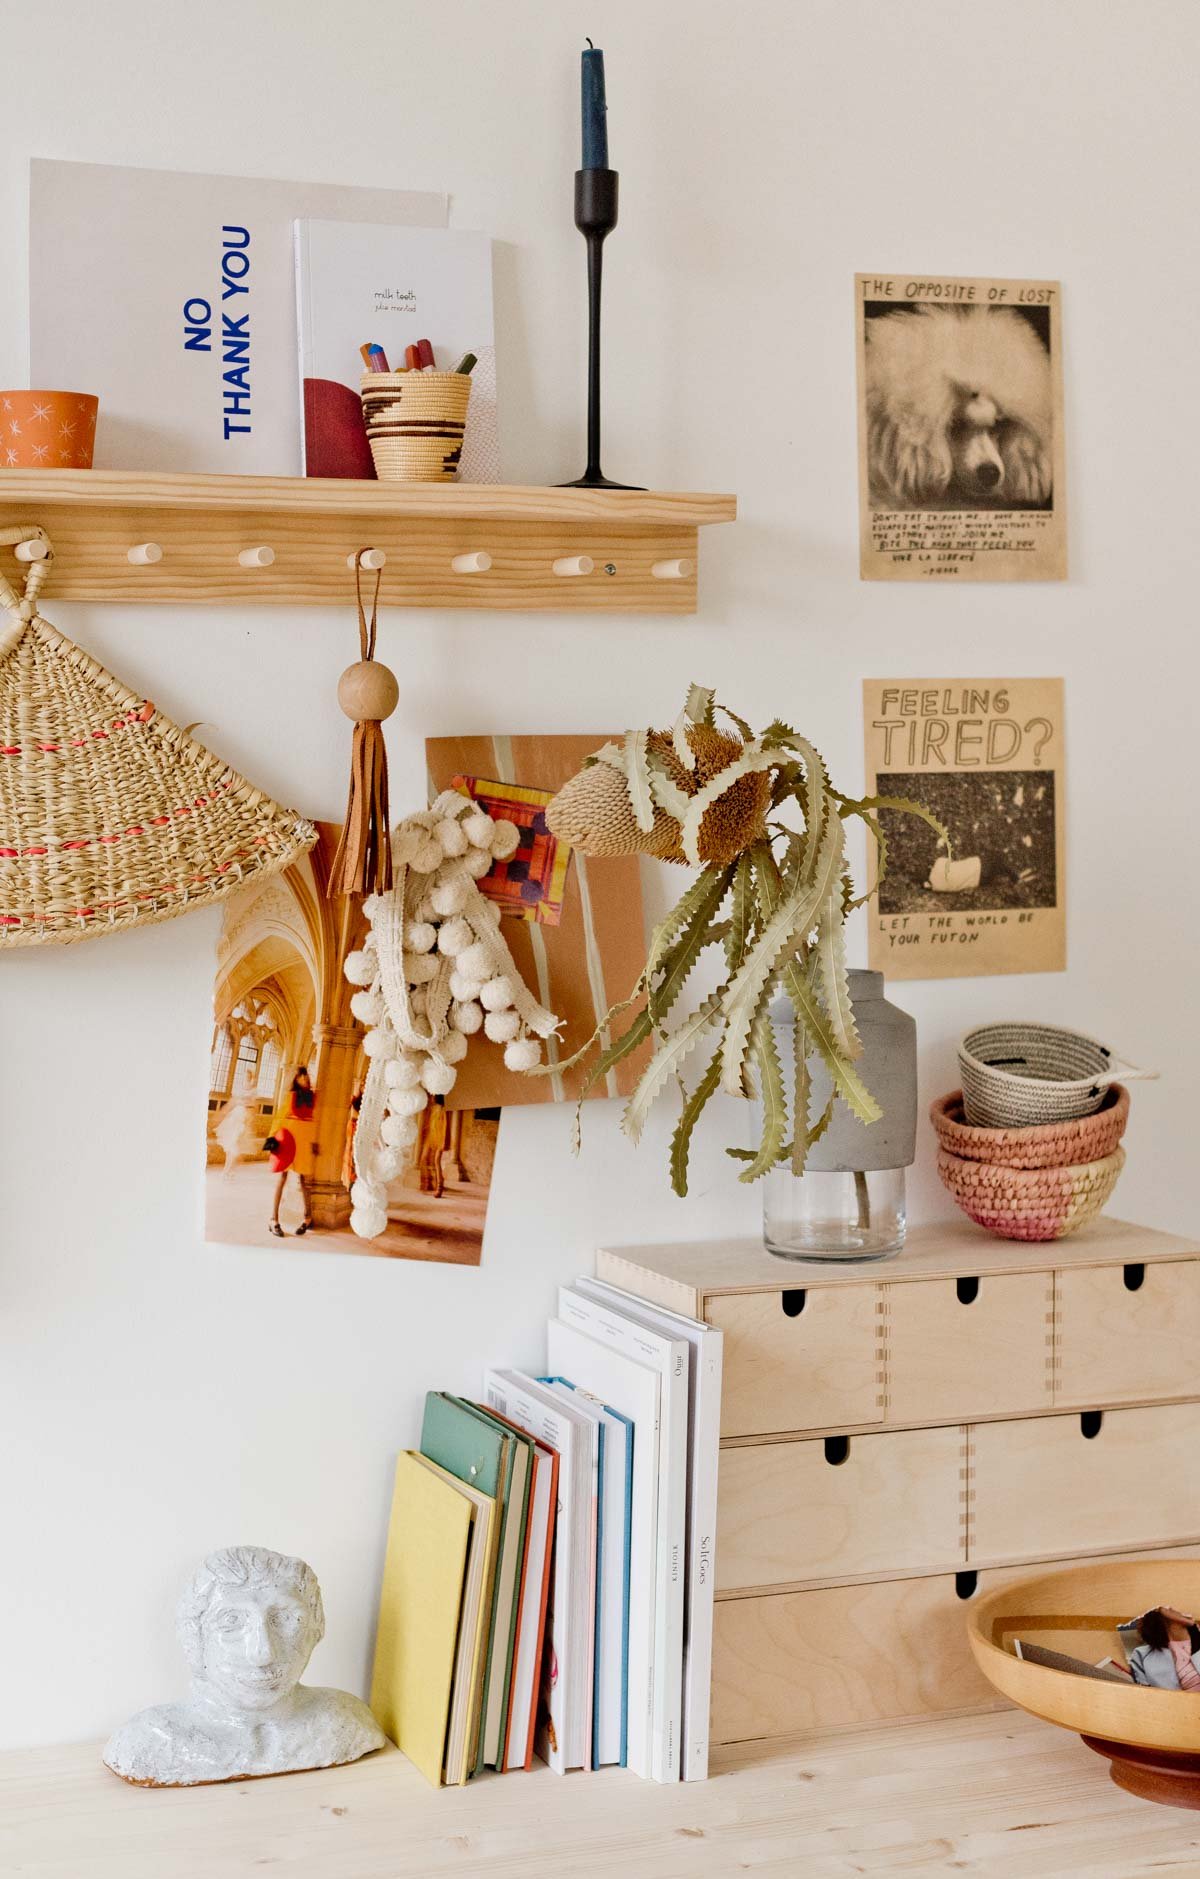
left=370, top=1278, right=723, bottom=1786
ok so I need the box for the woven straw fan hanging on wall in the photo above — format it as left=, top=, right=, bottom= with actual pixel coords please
left=0, top=530, right=315, bottom=945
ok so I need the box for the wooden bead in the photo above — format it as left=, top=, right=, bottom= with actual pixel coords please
left=337, top=660, right=399, bottom=722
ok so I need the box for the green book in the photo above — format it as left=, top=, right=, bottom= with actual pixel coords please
left=419, top=1393, right=530, bottom=1773
left=459, top=1399, right=535, bottom=1767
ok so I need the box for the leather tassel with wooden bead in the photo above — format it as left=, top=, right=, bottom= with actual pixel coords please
left=329, top=559, right=399, bottom=898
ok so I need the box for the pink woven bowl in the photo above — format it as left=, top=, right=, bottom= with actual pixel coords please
left=930, top=1085, right=1129, bottom=1170
left=937, top=1145, right=1126, bottom=1242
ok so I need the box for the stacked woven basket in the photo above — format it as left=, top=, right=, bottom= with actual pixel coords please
left=932, top=1023, right=1142, bottom=1242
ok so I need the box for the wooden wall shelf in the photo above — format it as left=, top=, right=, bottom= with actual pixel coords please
left=0, top=469, right=736, bottom=610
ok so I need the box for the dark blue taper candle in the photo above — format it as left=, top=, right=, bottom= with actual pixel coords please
left=581, top=42, right=608, bottom=168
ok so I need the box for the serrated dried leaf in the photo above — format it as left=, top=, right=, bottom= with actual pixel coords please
left=716, top=702, right=753, bottom=741
left=622, top=996, right=722, bottom=1145
left=807, top=1093, right=835, bottom=1147
left=791, top=1015, right=810, bottom=1175
left=671, top=705, right=697, bottom=771
left=739, top=1004, right=788, bottom=1183
left=624, top=728, right=656, bottom=833
left=719, top=812, right=845, bottom=1095
left=834, top=789, right=951, bottom=855
left=590, top=741, right=627, bottom=772
left=669, top=1042, right=724, bottom=1197
left=684, top=683, right=715, bottom=727
left=814, top=895, right=861, bottom=1060
left=724, top=850, right=755, bottom=977
left=649, top=900, right=729, bottom=1028
left=645, top=860, right=734, bottom=984
left=528, top=974, right=647, bottom=1079
left=646, top=745, right=692, bottom=822
left=782, top=956, right=881, bottom=1125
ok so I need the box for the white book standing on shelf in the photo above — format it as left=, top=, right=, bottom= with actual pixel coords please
left=578, top=1276, right=724, bottom=1782
left=555, top=1291, right=689, bottom=1783
left=543, top=1380, right=632, bottom=1769
left=481, top=1369, right=595, bottom=1775
left=295, top=218, right=498, bottom=481
left=546, top=1315, right=675, bottom=1783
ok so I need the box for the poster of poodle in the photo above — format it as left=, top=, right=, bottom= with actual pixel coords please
left=863, top=677, right=1066, bottom=980
left=856, top=276, right=1066, bottom=582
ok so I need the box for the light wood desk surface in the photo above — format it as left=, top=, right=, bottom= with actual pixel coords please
left=3, top=1709, right=1197, bottom=1878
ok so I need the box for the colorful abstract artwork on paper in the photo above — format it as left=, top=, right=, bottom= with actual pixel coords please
left=450, top=775, right=571, bottom=926
left=425, top=734, right=650, bottom=1110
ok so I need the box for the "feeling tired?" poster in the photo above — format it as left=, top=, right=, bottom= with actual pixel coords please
left=863, top=677, right=1065, bottom=980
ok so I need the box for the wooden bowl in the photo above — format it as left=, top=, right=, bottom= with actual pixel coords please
left=967, top=1560, right=1200, bottom=1808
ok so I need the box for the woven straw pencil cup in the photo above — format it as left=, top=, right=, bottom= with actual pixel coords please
left=360, top=372, right=472, bottom=482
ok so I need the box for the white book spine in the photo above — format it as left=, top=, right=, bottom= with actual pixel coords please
left=293, top=221, right=309, bottom=475
left=577, top=1276, right=724, bottom=1781
left=557, top=1291, right=686, bottom=1783
left=680, top=1332, right=722, bottom=1780
left=541, top=1329, right=659, bottom=1782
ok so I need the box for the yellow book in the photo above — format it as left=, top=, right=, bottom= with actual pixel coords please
left=370, top=1451, right=472, bottom=1787
left=412, top=1453, right=500, bottom=1786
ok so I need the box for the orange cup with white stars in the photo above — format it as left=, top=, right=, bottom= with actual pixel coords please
left=0, top=390, right=98, bottom=469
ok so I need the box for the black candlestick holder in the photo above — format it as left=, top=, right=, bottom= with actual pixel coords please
left=561, top=168, right=643, bottom=490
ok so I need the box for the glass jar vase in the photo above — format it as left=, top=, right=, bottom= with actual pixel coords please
left=754, top=972, right=917, bottom=1263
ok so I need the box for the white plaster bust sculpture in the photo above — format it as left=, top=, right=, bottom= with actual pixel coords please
left=103, top=1545, right=386, bottom=1786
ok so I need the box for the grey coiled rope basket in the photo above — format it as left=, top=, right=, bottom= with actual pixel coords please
left=958, top=1022, right=1154, bottom=1130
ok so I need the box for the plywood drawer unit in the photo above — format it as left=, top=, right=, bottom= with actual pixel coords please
left=717, top=1425, right=964, bottom=1592
left=884, top=1269, right=1054, bottom=1424
left=704, top=1284, right=881, bottom=1438
left=596, top=1217, right=1200, bottom=1746
left=970, top=1402, right=1200, bottom=1566
left=1055, top=1256, right=1200, bottom=1407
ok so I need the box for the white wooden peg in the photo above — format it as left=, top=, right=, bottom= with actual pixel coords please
left=651, top=557, right=694, bottom=580
left=451, top=552, right=492, bottom=574
left=552, top=555, right=594, bottom=577
left=238, top=546, right=275, bottom=568
left=13, top=537, right=50, bottom=563
left=347, top=548, right=387, bottom=571
left=127, top=543, right=163, bottom=566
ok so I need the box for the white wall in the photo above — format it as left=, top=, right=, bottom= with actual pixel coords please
left=1, top=0, right=1195, bottom=1749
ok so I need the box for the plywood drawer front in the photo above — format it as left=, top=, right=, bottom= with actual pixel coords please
left=704, top=1285, right=881, bottom=1437
left=885, top=1272, right=1053, bottom=1424
left=711, top=1572, right=997, bottom=1743
left=711, top=1541, right=1200, bottom=1745
left=716, top=1425, right=964, bottom=1591
left=1056, top=1258, right=1200, bottom=1406
left=971, top=1403, right=1200, bottom=1565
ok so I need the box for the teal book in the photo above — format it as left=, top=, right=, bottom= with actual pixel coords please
left=455, top=1398, right=533, bottom=1770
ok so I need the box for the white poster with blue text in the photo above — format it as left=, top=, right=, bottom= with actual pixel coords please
left=30, top=161, right=446, bottom=475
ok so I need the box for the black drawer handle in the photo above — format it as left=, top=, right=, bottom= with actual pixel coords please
left=824, top=1435, right=850, bottom=1466
left=955, top=1570, right=978, bottom=1600
left=1080, top=1410, right=1104, bottom=1440
left=781, top=1289, right=807, bottom=1318
left=1123, top=1263, right=1145, bottom=1292
left=956, top=1276, right=979, bottom=1305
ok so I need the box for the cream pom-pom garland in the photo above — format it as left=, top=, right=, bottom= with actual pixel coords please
left=345, top=792, right=557, bottom=1239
